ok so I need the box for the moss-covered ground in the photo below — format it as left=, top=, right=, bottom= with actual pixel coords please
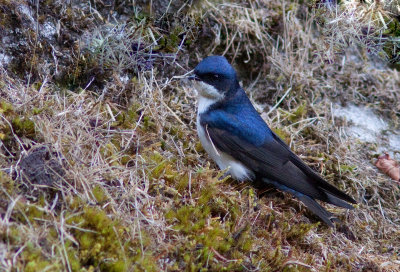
left=0, top=0, right=400, bottom=271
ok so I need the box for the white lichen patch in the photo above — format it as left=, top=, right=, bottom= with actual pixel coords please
left=0, top=53, right=11, bottom=68
left=333, top=104, right=387, bottom=142
left=333, top=103, right=400, bottom=158
left=17, top=4, right=35, bottom=24
left=388, top=133, right=400, bottom=151
left=41, top=20, right=57, bottom=40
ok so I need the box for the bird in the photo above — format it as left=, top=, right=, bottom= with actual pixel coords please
left=190, top=55, right=356, bottom=227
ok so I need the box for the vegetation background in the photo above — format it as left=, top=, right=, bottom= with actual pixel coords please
left=0, top=0, right=400, bottom=271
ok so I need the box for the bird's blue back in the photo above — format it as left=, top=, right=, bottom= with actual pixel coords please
left=201, top=88, right=273, bottom=146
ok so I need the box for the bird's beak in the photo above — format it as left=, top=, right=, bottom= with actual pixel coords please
left=188, top=74, right=200, bottom=81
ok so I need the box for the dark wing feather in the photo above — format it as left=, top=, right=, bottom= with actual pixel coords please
left=261, top=176, right=337, bottom=227
left=206, top=126, right=356, bottom=206
left=270, top=131, right=357, bottom=204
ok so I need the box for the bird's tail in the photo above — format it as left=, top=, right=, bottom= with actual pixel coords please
left=261, top=177, right=341, bottom=227
left=324, top=192, right=355, bottom=210
left=296, top=194, right=338, bottom=227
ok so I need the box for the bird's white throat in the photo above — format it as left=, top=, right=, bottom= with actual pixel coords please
left=193, top=81, right=224, bottom=114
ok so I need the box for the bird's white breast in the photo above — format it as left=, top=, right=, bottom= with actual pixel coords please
left=194, top=81, right=253, bottom=181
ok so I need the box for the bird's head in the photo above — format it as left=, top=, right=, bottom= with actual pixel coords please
left=191, top=56, right=239, bottom=100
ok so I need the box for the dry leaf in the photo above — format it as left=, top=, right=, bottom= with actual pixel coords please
left=375, top=153, right=400, bottom=181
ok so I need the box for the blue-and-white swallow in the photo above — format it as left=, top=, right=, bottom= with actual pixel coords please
left=191, top=55, right=356, bottom=227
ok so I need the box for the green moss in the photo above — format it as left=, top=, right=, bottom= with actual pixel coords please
left=267, top=245, right=286, bottom=268
left=130, top=253, right=159, bottom=272
left=115, top=104, right=140, bottom=129
left=175, top=173, right=189, bottom=192
left=150, top=157, right=167, bottom=180
left=32, top=107, right=44, bottom=115
left=25, top=260, right=59, bottom=272
left=383, top=39, right=400, bottom=64
left=288, top=102, right=307, bottom=123
left=2, top=225, right=23, bottom=245
left=21, top=242, right=62, bottom=272
left=164, top=174, right=247, bottom=270
left=55, top=51, right=107, bottom=91
left=92, top=185, right=108, bottom=204
left=285, top=222, right=317, bottom=242
left=132, top=7, right=149, bottom=23
left=100, top=143, right=118, bottom=160
left=273, top=128, right=290, bottom=144
left=0, top=101, right=15, bottom=140
left=157, top=26, right=185, bottom=52
left=0, top=100, right=13, bottom=114
left=385, top=19, right=400, bottom=37
left=339, top=164, right=357, bottom=174
left=12, top=116, right=36, bottom=138
left=104, top=259, right=126, bottom=272
left=143, top=115, right=155, bottom=130
left=232, top=224, right=253, bottom=252
left=62, top=205, right=158, bottom=271
left=0, top=170, right=15, bottom=194
left=67, top=207, right=122, bottom=262
left=66, top=246, right=81, bottom=271
left=12, top=200, right=49, bottom=225
left=26, top=205, right=46, bottom=221
left=32, top=81, right=42, bottom=91
left=120, top=154, right=133, bottom=165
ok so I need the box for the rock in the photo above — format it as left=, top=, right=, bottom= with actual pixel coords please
left=19, top=145, right=66, bottom=187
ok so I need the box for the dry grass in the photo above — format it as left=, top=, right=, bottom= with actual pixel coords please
left=0, top=0, right=400, bottom=271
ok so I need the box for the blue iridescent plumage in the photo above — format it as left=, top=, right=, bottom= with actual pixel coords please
left=201, top=91, right=272, bottom=146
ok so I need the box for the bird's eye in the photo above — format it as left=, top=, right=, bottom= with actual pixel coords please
left=213, top=74, right=219, bottom=79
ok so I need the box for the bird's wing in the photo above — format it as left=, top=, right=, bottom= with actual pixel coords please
left=204, top=124, right=356, bottom=206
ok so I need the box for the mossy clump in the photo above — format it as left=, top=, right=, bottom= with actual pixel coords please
left=22, top=242, right=62, bottom=272
left=92, top=185, right=108, bottom=204
left=114, top=104, right=141, bottom=129
left=65, top=205, right=158, bottom=271
left=157, top=26, right=186, bottom=53
left=273, top=128, right=291, bottom=144
left=11, top=116, right=36, bottom=138
left=164, top=175, right=253, bottom=271
left=0, top=100, right=38, bottom=144
left=288, top=102, right=307, bottom=123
